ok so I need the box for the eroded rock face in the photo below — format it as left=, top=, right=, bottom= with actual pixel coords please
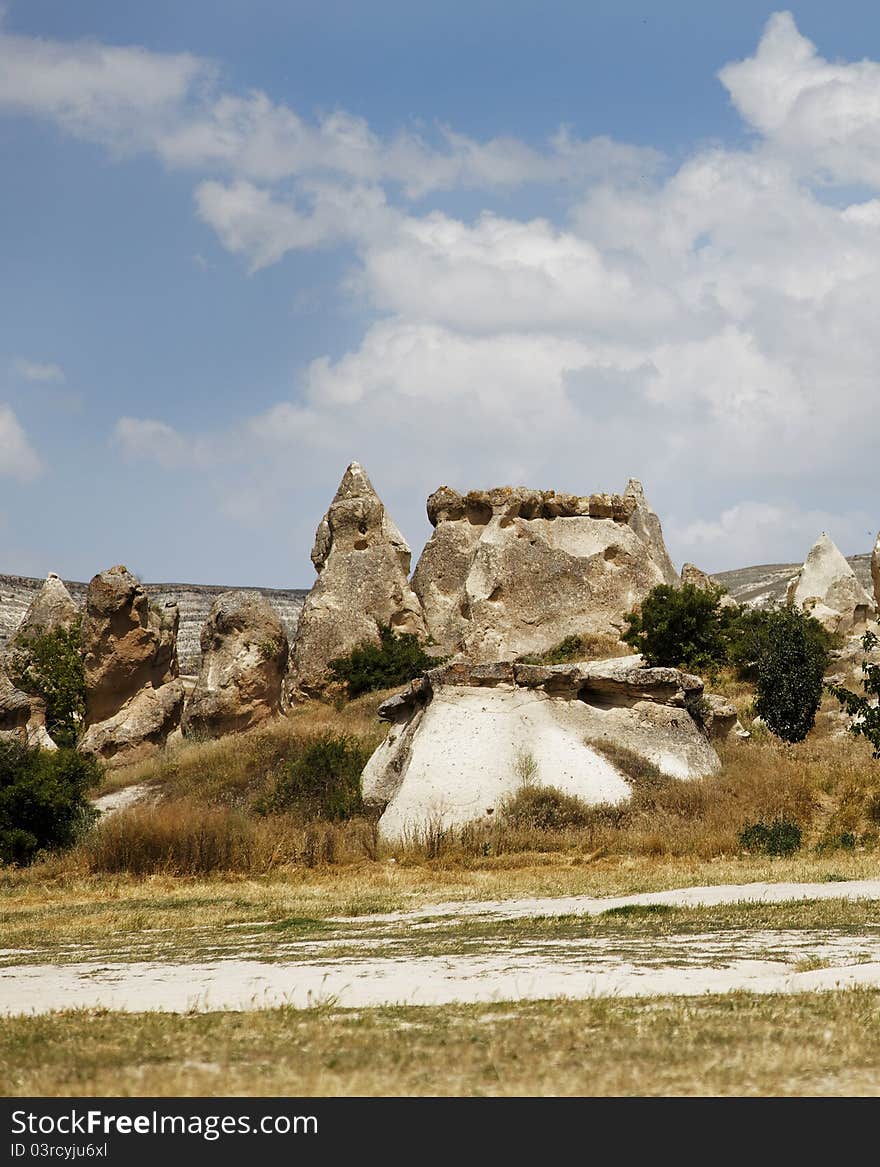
left=411, top=481, right=676, bottom=661
left=182, top=591, right=289, bottom=739
left=81, top=565, right=179, bottom=724
left=872, top=532, right=880, bottom=610
left=786, top=533, right=876, bottom=635
left=363, top=656, right=721, bottom=841
left=289, top=463, right=426, bottom=696
left=10, top=573, right=79, bottom=645
left=78, top=680, right=185, bottom=765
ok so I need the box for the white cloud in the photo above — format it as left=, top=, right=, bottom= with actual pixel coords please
left=13, top=357, right=65, bottom=383
left=0, top=406, right=43, bottom=481
left=112, top=417, right=192, bottom=469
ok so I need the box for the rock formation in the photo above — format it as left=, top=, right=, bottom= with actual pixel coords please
left=182, top=590, right=289, bottom=739
left=786, top=533, right=876, bottom=635
left=873, top=532, right=880, bottom=610
left=681, top=563, right=714, bottom=590
left=363, top=656, right=720, bottom=841
left=411, top=481, right=676, bottom=662
left=289, top=463, right=426, bottom=696
left=79, top=565, right=183, bottom=764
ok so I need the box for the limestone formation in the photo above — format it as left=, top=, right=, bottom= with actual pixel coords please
left=411, top=481, right=676, bottom=662
left=81, top=565, right=179, bottom=724
left=78, top=680, right=185, bottom=765
left=363, top=656, right=720, bottom=841
left=79, top=565, right=182, bottom=764
left=872, top=532, right=880, bottom=610
left=786, top=533, right=876, bottom=635
left=182, top=590, right=289, bottom=739
left=289, top=463, right=426, bottom=696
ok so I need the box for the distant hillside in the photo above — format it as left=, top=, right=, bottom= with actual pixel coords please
left=713, top=553, right=874, bottom=607
left=0, top=574, right=308, bottom=675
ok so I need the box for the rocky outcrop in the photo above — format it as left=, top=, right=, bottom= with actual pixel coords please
left=363, top=656, right=721, bottom=841
left=0, top=671, right=55, bottom=749
left=786, top=533, right=876, bottom=635
left=289, top=463, right=426, bottom=696
left=78, top=680, right=185, bottom=765
left=872, top=532, right=880, bottom=610
left=81, top=565, right=179, bottom=725
left=411, top=481, right=676, bottom=662
left=681, top=563, right=714, bottom=590
left=9, top=573, right=79, bottom=645
left=79, top=565, right=182, bottom=765
left=182, top=591, right=289, bottom=739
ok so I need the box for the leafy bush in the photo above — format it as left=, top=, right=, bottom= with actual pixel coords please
left=7, top=622, right=86, bottom=748
left=0, top=742, right=101, bottom=865
left=738, top=817, right=802, bottom=857
left=622, top=583, right=729, bottom=672
left=500, top=784, right=594, bottom=831
left=261, top=733, right=369, bottom=819
left=828, top=630, right=880, bottom=758
left=753, top=606, right=830, bottom=743
left=727, top=605, right=834, bottom=682
left=329, top=624, right=437, bottom=698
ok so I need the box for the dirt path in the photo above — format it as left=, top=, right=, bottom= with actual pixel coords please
left=5, top=879, right=880, bottom=1016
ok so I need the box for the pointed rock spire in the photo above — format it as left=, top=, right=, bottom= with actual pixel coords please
left=290, top=462, right=426, bottom=696
left=786, top=532, right=875, bottom=634
left=624, top=479, right=679, bottom=585
left=872, top=531, right=880, bottom=610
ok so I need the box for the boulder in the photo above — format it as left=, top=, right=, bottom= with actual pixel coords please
left=701, top=693, right=747, bottom=742
left=182, top=590, right=289, bottom=739
left=411, top=481, right=676, bottom=662
left=363, top=656, right=720, bottom=841
left=81, top=565, right=179, bottom=724
left=0, top=670, right=55, bottom=749
left=78, top=680, right=185, bottom=766
left=289, top=463, right=426, bottom=696
left=872, top=532, right=880, bottom=610
left=785, top=533, right=876, bottom=635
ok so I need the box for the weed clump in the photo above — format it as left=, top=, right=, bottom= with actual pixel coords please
left=260, top=733, right=369, bottom=820
left=738, top=817, right=803, bottom=857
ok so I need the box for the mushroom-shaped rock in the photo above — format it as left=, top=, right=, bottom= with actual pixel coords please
left=289, top=463, right=426, bottom=696
left=81, top=565, right=179, bottom=725
left=411, top=479, right=677, bottom=661
left=786, top=533, right=876, bottom=635
left=182, top=590, right=289, bottom=739
left=363, top=656, right=721, bottom=842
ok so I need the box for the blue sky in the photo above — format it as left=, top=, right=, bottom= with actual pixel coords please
left=2, top=2, right=880, bottom=586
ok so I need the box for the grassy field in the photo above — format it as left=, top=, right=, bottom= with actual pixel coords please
left=4, top=991, right=880, bottom=1096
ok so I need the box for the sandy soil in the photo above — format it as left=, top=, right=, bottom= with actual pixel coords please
left=5, top=879, right=880, bottom=1015
left=91, top=783, right=151, bottom=815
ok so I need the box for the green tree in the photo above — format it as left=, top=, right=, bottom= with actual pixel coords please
left=0, top=742, right=101, bottom=865
left=827, top=630, right=880, bottom=757
left=7, top=622, right=86, bottom=748
left=753, top=606, right=830, bottom=743
left=329, top=624, right=437, bottom=697
left=622, top=582, right=729, bottom=672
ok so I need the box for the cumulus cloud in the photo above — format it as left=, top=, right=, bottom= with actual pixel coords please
left=0, top=406, right=43, bottom=481
left=6, top=11, right=880, bottom=568
left=13, top=358, right=65, bottom=383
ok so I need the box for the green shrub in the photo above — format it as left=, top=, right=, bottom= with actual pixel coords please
left=828, top=630, right=880, bottom=758
left=727, top=605, right=834, bottom=682
left=0, top=742, right=101, bottom=865
left=622, top=583, right=729, bottom=672
left=7, top=622, right=86, bottom=748
left=500, top=784, right=593, bottom=831
left=753, top=607, right=830, bottom=743
left=329, top=624, right=437, bottom=698
left=261, top=733, right=369, bottom=820
left=738, top=817, right=802, bottom=857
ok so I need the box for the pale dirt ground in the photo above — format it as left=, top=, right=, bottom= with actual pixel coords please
left=5, top=878, right=880, bottom=1015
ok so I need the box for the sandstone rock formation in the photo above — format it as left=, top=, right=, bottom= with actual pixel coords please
left=363, top=656, right=720, bottom=841
left=873, top=532, right=880, bottom=610
left=0, top=670, right=55, bottom=749
left=411, top=481, right=676, bottom=662
left=9, top=573, right=79, bottom=645
left=289, top=463, right=426, bottom=696
left=79, top=565, right=182, bottom=764
left=786, top=533, right=876, bottom=635
left=182, top=590, right=289, bottom=739
left=78, top=679, right=185, bottom=765
left=681, top=563, right=714, bottom=590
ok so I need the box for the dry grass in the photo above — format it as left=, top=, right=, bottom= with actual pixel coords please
left=5, top=991, right=880, bottom=1096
